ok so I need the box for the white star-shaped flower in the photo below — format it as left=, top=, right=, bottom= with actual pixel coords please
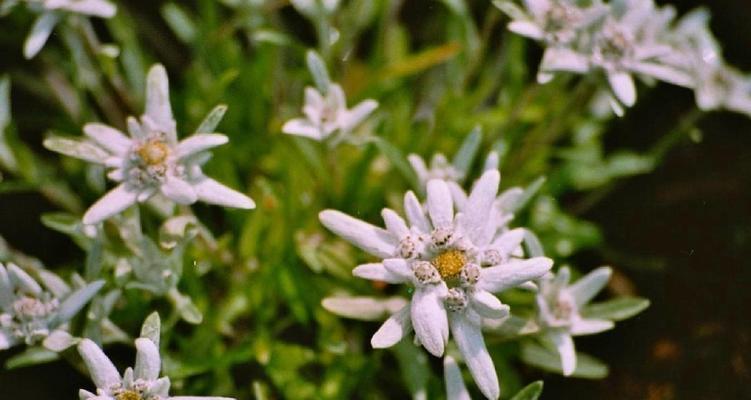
left=45, top=64, right=255, bottom=225
left=0, top=263, right=103, bottom=351
left=320, top=170, right=553, bottom=399
left=282, top=83, right=378, bottom=142
left=535, top=266, right=614, bottom=376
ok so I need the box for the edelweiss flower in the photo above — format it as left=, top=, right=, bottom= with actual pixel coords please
left=500, top=0, right=607, bottom=47
left=408, top=153, right=464, bottom=188
left=45, top=64, right=255, bottom=225
left=0, top=263, right=103, bottom=350
left=320, top=170, right=553, bottom=399
left=78, top=319, right=234, bottom=400
left=535, top=266, right=614, bottom=376
left=667, top=9, right=751, bottom=115
left=539, top=0, right=691, bottom=109
left=2, top=0, right=117, bottom=59
left=282, top=83, right=378, bottom=142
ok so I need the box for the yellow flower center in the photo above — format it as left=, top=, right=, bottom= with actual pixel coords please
left=432, top=250, right=466, bottom=279
left=137, top=139, right=170, bottom=166
left=116, top=391, right=143, bottom=400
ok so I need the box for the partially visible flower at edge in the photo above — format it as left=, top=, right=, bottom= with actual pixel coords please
left=0, top=262, right=103, bottom=351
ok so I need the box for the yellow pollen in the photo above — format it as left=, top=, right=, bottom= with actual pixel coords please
left=116, top=391, right=143, bottom=400
left=432, top=250, right=466, bottom=279
left=137, top=139, right=170, bottom=166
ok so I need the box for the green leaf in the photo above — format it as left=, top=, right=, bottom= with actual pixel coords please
left=510, top=176, right=546, bottom=213
left=452, top=125, right=482, bottom=177
left=581, top=297, right=650, bottom=321
left=520, top=341, right=609, bottom=379
left=140, top=312, right=162, bottom=347
left=161, top=3, right=197, bottom=43
left=5, top=347, right=59, bottom=369
left=195, top=104, right=228, bottom=134
left=511, top=380, right=544, bottom=400
left=306, top=50, right=331, bottom=93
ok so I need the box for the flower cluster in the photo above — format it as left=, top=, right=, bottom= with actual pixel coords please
left=45, top=64, right=255, bottom=225
left=497, top=0, right=751, bottom=116
left=0, top=262, right=103, bottom=351
left=1, top=0, right=116, bottom=59
left=320, top=170, right=553, bottom=399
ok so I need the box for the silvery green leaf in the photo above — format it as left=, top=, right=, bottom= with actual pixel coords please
left=510, top=380, right=544, bottom=400
left=50, top=280, right=105, bottom=327
left=43, top=330, right=78, bottom=352
left=483, top=315, right=540, bottom=337
left=161, top=3, right=196, bottom=43
left=520, top=341, right=608, bottom=379
left=43, top=136, right=110, bottom=164
left=36, top=269, right=71, bottom=298
left=140, top=312, right=161, bottom=347
left=393, top=340, right=429, bottom=400
left=451, top=126, right=482, bottom=178
left=581, top=297, right=650, bottom=321
left=306, top=50, right=331, bottom=93
left=0, top=75, right=10, bottom=129
left=522, top=229, right=545, bottom=257
left=195, top=104, right=228, bottom=134
left=169, top=289, right=203, bottom=324
left=5, top=347, right=59, bottom=369
left=508, top=176, right=546, bottom=213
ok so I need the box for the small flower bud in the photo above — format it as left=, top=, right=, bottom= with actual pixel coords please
left=445, top=288, right=468, bottom=312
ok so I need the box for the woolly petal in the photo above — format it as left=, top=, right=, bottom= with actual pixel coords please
left=470, top=290, right=510, bottom=320
left=175, top=134, right=228, bottom=159
left=192, top=176, right=255, bottom=209
left=631, top=62, right=694, bottom=88
left=411, top=285, right=449, bottom=357
left=508, top=21, right=545, bottom=40
left=134, top=337, right=161, bottom=381
left=570, top=318, right=615, bottom=336
left=160, top=176, right=198, bottom=204
left=54, top=0, right=116, bottom=17
left=540, top=48, right=590, bottom=74
left=7, top=263, right=42, bottom=296
left=545, top=330, right=576, bottom=376
left=569, top=266, right=612, bottom=307
left=407, top=154, right=429, bottom=184
left=479, top=257, right=554, bottom=293
left=489, top=228, right=525, bottom=260
left=322, top=296, right=407, bottom=321
left=78, top=339, right=121, bottom=390
left=371, top=305, right=412, bottom=348
left=51, top=280, right=104, bottom=327
left=83, top=184, right=139, bottom=224
left=319, top=210, right=396, bottom=258
left=426, top=180, right=454, bottom=228
left=343, top=99, right=378, bottom=131
left=328, top=84, right=347, bottom=112
left=404, top=191, right=430, bottom=232
left=461, top=170, right=500, bottom=244
left=381, top=208, right=409, bottom=238
left=444, top=356, right=471, bottom=400
left=144, top=64, right=176, bottom=139
left=353, top=263, right=409, bottom=284
left=23, top=13, right=60, bottom=59
left=450, top=313, right=500, bottom=400
left=83, top=124, right=131, bottom=155
left=608, top=71, right=637, bottom=107
left=0, top=329, right=16, bottom=350
left=383, top=258, right=414, bottom=282
left=282, top=118, right=322, bottom=140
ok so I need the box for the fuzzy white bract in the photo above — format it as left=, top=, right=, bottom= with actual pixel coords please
left=77, top=317, right=234, bottom=400
left=0, top=262, right=103, bottom=351
left=1, top=0, right=117, bottom=59
left=45, top=64, right=255, bottom=225
left=320, top=170, right=553, bottom=399
left=535, top=266, right=614, bottom=376
left=282, top=83, right=378, bottom=142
